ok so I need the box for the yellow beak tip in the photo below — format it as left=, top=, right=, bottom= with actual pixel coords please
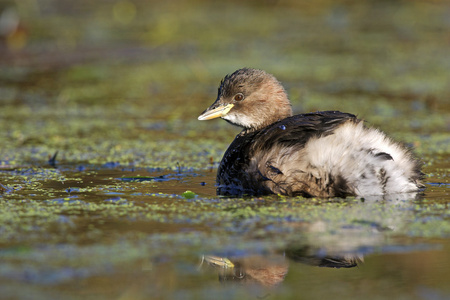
left=197, top=103, right=234, bottom=121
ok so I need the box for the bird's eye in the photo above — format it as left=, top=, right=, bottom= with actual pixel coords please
left=234, top=93, right=244, bottom=101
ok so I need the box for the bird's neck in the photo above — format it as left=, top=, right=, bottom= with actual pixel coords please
left=251, top=92, right=293, bottom=131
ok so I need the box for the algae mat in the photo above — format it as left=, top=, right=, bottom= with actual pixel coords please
left=0, top=1, right=449, bottom=299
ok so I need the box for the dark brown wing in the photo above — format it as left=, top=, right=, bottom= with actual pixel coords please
left=216, top=111, right=357, bottom=196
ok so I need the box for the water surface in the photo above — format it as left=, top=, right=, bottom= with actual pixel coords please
left=0, top=1, right=449, bottom=299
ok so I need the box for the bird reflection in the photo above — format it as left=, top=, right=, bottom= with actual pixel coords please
left=200, top=254, right=288, bottom=287
left=284, top=246, right=363, bottom=268
left=200, top=246, right=363, bottom=287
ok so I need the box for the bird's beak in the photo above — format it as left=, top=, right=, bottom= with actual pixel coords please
left=198, top=103, right=234, bottom=121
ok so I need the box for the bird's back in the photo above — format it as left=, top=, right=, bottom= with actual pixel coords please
left=217, top=111, right=422, bottom=197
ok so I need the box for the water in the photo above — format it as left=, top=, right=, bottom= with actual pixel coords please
left=0, top=0, right=449, bottom=299
left=1, top=163, right=449, bottom=299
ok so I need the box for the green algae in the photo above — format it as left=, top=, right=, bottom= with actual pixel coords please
left=182, top=190, right=197, bottom=199
left=0, top=183, right=448, bottom=249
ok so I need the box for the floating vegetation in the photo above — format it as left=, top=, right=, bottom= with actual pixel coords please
left=182, top=190, right=198, bottom=199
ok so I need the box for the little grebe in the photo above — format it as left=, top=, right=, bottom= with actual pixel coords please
left=198, top=68, right=423, bottom=197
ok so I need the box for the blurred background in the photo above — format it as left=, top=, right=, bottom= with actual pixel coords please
left=1, top=0, right=449, bottom=167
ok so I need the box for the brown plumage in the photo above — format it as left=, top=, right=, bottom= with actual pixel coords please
left=198, top=68, right=423, bottom=198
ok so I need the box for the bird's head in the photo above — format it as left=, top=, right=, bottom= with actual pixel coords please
left=198, top=68, right=293, bottom=130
